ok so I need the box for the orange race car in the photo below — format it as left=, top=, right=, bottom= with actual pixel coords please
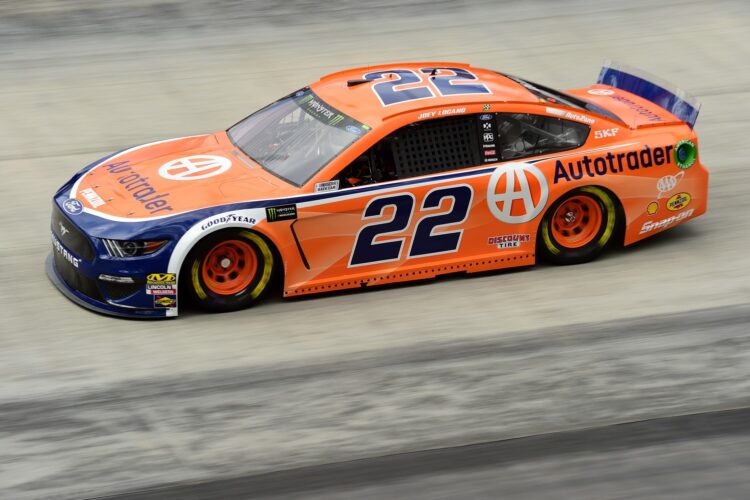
left=47, top=61, right=707, bottom=317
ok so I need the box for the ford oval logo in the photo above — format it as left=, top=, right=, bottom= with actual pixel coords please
left=63, top=199, right=83, bottom=215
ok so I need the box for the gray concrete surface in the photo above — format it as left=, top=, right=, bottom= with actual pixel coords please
left=102, top=407, right=750, bottom=499
left=3, top=305, right=750, bottom=499
left=1, top=0, right=749, bottom=498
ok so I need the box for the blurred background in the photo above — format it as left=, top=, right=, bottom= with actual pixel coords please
left=1, top=0, right=749, bottom=498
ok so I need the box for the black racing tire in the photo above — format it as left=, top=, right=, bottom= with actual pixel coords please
left=538, top=186, right=619, bottom=265
left=182, top=229, right=276, bottom=312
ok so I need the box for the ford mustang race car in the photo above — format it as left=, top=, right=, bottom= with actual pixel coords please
left=48, top=61, right=708, bottom=318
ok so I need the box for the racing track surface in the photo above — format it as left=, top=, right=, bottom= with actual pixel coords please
left=1, top=1, right=749, bottom=498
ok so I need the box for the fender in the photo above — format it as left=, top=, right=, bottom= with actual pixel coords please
left=166, top=207, right=269, bottom=316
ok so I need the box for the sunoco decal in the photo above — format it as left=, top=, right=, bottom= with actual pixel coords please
left=154, top=295, right=177, bottom=308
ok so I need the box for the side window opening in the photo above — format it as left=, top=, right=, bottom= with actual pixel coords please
left=496, top=113, right=589, bottom=161
left=339, top=115, right=481, bottom=187
left=390, top=116, right=480, bottom=178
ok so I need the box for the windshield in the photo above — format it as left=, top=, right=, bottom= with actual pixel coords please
left=499, top=72, right=624, bottom=123
left=228, top=89, right=370, bottom=186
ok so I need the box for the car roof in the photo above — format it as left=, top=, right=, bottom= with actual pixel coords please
left=310, top=62, right=537, bottom=127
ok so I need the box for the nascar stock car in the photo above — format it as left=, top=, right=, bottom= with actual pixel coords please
left=48, top=61, right=708, bottom=318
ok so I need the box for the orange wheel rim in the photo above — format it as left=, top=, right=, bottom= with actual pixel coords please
left=551, top=196, right=602, bottom=248
left=201, top=240, right=257, bottom=295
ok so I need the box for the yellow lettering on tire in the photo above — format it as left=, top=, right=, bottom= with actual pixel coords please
left=581, top=186, right=616, bottom=248
left=240, top=231, right=274, bottom=299
left=541, top=222, right=560, bottom=255
left=191, top=260, right=207, bottom=300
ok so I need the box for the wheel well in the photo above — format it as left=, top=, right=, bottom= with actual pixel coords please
left=538, top=185, right=626, bottom=246
left=178, top=227, right=285, bottom=294
left=595, top=185, right=626, bottom=245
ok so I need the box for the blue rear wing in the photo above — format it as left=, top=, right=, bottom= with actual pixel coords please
left=597, top=61, right=701, bottom=128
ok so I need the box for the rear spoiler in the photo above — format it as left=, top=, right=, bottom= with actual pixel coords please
left=597, top=61, right=701, bottom=128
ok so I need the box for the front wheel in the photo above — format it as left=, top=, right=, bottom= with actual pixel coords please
left=538, top=186, right=618, bottom=265
left=183, top=229, right=275, bottom=312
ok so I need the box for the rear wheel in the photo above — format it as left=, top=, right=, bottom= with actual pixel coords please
left=184, top=229, right=275, bottom=312
left=538, top=186, right=618, bottom=265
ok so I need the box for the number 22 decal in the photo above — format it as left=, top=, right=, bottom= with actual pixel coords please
left=363, top=67, right=491, bottom=106
left=349, top=185, right=474, bottom=267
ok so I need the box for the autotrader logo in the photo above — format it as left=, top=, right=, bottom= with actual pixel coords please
left=158, top=155, right=232, bottom=181
left=487, top=162, right=548, bottom=223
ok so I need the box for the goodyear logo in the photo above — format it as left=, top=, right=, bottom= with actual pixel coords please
left=667, top=192, right=691, bottom=212
left=147, top=273, right=176, bottom=284
left=266, top=204, right=297, bottom=222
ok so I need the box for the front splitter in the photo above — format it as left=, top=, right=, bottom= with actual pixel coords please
left=45, top=253, right=172, bottom=319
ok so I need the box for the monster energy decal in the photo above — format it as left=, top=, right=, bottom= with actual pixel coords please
left=266, top=204, right=297, bottom=222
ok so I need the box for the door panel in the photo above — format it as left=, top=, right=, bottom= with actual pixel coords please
left=287, top=167, right=540, bottom=291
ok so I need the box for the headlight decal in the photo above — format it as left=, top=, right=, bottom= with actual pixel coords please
left=102, top=239, right=167, bottom=257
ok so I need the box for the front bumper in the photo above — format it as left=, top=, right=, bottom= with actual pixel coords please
left=46, top=253, right=171, bottom=319
left=47, top=202, right=177, bottom=319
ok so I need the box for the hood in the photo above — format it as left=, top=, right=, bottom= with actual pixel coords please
left=70, top=133, right=296, bottom=221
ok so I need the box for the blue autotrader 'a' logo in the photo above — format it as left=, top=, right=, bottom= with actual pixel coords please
left=63, top=198, right=83, bottom=215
